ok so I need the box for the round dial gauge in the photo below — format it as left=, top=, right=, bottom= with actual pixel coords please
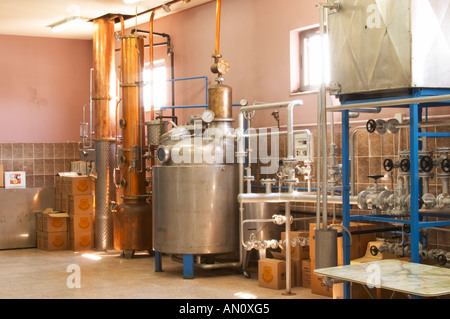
left=202, top=110, right=215, bottom=123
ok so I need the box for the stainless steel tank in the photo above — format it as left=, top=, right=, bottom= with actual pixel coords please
left=153, top=164, right=239, bottom=254
left=152, top=85, right=239, bottom=256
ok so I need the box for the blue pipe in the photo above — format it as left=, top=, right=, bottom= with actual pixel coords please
left=410, top=103, right=420, bottom=264
left=341, top=109, right=351, bottom=300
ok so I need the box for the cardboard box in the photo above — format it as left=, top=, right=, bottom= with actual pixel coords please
left=281, top=231, right=310, bottom=261
left=37, top=231, right=68, bottom=251
left=68, top=213, right=93, bottom=233
left=36, top=212, right=43, bottom=232
left=258, top=258, right=294, bottom=290
left=69, top=229, right=94, bottom=251
left=302, top=259, right=311, bottom=288
left=0, top=164, right=4, bottom=188
left=40, top=208, right=68, bottom=232
left=271, top=251, right=302, bottom=287
left=63, top=175, right=92, bottom=195
left=67, top=212, right=93, bottom=251
left=311, top=272, right=333, bottom=297
left=71, top=161, right=88, bottom=175
left=4, top=171, right=26, bottom=189
left=55, top=193, right=62, bottom=211
left=61, top=194, right=69, bottom=213
left=56, top=172, right=78, bottom=194
left=351, top=241, right=398, bottom=264
left=69, top=194, right=93, bottom=214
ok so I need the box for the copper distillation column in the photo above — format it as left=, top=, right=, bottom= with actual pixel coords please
left=92, top=16, right=117, bottom=251
left=113, top=29, right=152, bottom=257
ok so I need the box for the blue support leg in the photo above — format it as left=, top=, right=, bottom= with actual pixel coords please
left=183, top=254, right=194, bottom=279
left=341, top=109, right=351, bottom=299
left=409, top=103, right=420, bottom=264
left=155, top=251, right=163, bottom=272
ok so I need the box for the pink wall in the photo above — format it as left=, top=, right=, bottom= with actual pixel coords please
left=130, top=0, right=322, bottom=128
left=0, top=35, right=92, bottom=143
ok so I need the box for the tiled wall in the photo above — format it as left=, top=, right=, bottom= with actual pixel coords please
left=0, top=142, right=80, bottom=188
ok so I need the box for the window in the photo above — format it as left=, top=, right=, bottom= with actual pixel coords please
left=290, top=26, right=330, bottom=93
left=143, top=60, right=167, bottom=111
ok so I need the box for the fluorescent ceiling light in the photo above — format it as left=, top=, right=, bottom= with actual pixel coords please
left=123, top=0, right=141, bottom=4
left=49, top=16, right=84, bottom=33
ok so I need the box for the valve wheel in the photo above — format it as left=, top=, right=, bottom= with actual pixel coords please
left=370, top=245, right=379, bottom=256
left=400, top=158, right=410, bottom=172
left=366, top=119, right=376, bottom=133
left=403, top=224, right=411, bottom=234
left=383, top=158, right=394, bottom=172
left=419, top=196, right=424, bottom=209
left=420, top=156, right=434, bottom=173
left=436, top=254, right=447, bottom=266
left=441, top=158, right=450, bottom=173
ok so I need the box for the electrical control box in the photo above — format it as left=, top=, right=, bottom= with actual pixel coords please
left=294, top=132, right=313, bottom=162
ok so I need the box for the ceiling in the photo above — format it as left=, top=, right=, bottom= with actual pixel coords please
left=0, top=0, right=212, bottom=40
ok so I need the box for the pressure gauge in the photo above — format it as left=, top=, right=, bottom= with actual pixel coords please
left=202, top=110, right=215, bottom=123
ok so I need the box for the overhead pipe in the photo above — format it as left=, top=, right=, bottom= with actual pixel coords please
left=238, top=192, right=358, bottom=205
left=215, top=0, right=221, bottom=57
left=130, top=29, right=177, bottom=121
left=148, top=10, right=157, bottom=122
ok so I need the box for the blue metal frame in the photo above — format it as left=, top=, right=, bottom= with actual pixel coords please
left=340, top=88, right=450, bottom=299
left=341, top=109, right=351, bottom=299
left=183, top=254, right=194, bottom=279
left=159, top=76, right=209, bottom=111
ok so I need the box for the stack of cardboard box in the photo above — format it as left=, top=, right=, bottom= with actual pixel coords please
left=57, top=174, right=94, bottom=251
left=258, top=230, right=310, bottom=290
left=36, top=208, right=69, bottom=251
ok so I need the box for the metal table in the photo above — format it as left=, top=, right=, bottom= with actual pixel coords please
left=314, top=259, right=450, bottom=298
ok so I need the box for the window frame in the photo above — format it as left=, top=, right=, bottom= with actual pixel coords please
left=299, top=25, right=329, bottom=93
left=143, top=59, right=167, bottom=111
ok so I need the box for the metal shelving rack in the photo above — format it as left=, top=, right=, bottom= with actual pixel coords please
left=335, top=88, right=450, bottom=299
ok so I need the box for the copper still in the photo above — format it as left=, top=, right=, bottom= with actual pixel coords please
left=113, top=33, right=152, bottom=257
left=92, top=16, right=117, bottom=251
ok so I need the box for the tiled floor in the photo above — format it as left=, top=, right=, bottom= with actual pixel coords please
left=0, top=248, right=329, bottom=300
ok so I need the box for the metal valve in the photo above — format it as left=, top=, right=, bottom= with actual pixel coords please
left=366, top=118, right=400, bottom=135
left=383, top=158, right=394, bottom=172
left=400, top=158, right=410, bottom=172
left=366, top=119, right=387, bottom=134
left=383, top=158, right=410, bottom=172
left=441, top=158, right=450, bottom=173
left=272, top=214, right=293, bottom=225
left=366, top=119, right=377, bottom=133
left=420, top=155, right=434, bottom=173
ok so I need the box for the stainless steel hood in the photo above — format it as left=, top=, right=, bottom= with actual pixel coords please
left=328, top=0, right=450, bottom=96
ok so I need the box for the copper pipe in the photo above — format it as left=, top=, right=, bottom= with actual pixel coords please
left=148, top=10, right=156, bottom=121
left=119, top=15, right=125, bottom=37
left=215, top=0, right=221, bottom=56
left=92, top=17, right=116, bottom=140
